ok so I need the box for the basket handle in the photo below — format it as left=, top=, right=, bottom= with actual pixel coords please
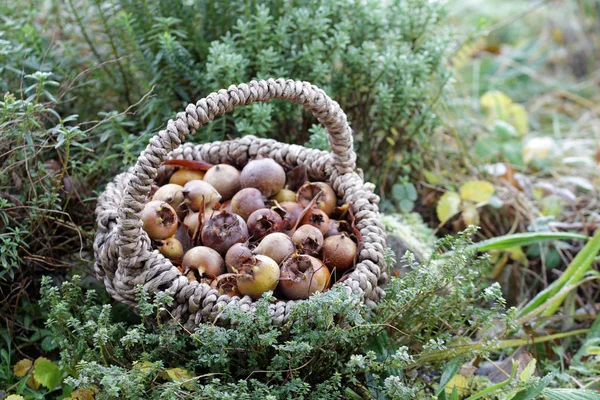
left=116, top=78, right=356, bottom=264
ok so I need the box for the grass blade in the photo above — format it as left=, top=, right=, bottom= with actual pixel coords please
left=466, top=232, right=588, bottom=252
left=517, top=231, right=600, bottom=320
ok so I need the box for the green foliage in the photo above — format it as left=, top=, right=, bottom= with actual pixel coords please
left=4, top=0, right=452, bottom=192
left=2, top=231, right=520, bottom=398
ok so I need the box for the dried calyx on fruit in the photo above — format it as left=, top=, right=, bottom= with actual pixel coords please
left=297, top=182, right=337, bottom=216
left=274, top=201, right=303, bottom=232
left=225, top=243, right=253, bottom=273
left=201, top=211, right=249, bottom=255
left=247, top=208, right=283, bottom=240
left=141, top=200, right=179, bottom=240
left=299, top=208, right=330, bottom=235
left=211, top=273, right=242, bottom=297
left=235, top=254, right=280, bottom=299
left=279, top=254, right=330, bottom=300
left=292, top=225, right=324, bottom=256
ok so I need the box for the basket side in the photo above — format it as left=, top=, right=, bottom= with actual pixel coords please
left=94, top=137, right=388, bottom=327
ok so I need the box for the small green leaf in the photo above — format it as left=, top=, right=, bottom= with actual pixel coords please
left=436, top=357, right=464, bottom=397
left=399, top=199, right=414, bottom=213
left=41, top=335, right=57, bottom=352
left=33, top=357, right=62, bottom=390
left=436, top=192, right=461, bottom=224
left=459, top=180, right=495, bottom=203
left=405, top=183, right=417, bottom=201
left=493, top=120, right=519, bottom=140
left=502, top=141, right=524, bottom=166
left=511, top=373, right=553, bottom=400
left=392, top=184, right=406, bottom=199
left=544, top=247, right=561, bottom=269
left=474, top=139, right=501, bottom=160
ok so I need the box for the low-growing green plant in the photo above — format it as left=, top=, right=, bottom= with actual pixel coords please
left=0, top=229, right=556, bottom=399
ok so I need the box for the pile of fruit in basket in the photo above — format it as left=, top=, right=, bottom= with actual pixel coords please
left=142, top=157, right=360, bottom=300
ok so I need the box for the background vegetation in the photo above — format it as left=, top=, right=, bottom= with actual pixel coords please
left=1, top=0, right=599, bottom=398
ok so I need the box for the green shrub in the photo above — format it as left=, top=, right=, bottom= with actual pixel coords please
left=7, top=0, right=452, bottom=191
left=3, top=229, right=523, bottom=399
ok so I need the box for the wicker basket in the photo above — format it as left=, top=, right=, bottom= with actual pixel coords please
left=93, top=78, right=388, bottom=328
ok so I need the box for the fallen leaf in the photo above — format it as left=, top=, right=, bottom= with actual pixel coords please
left=508, top=103, right=528, bottom=136
left=459, top=180, right=495, bottom=203
left=461, top=202, right=480, bottom=226
left=445, top=374, right=469, bottom=397
left=424, top=170, right=441, bottom=185
left=13, top=359, right=32, bottom=377
left=67, top=388, right=96, bottom=400
left=480, top=91, right=513, bottom=120
left=437, top=192, right=461, bottom=224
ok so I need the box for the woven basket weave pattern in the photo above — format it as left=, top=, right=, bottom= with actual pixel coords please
left=94, top=79, right=388, bottom=328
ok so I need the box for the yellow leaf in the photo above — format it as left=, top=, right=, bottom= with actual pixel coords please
left=520, top=358, right=537, bottom=382
left=445, top=374, right=469, bottom=397
left=436, top=192, right=461, bottom=224
left=163, top=367, right=196, bottom=390
left=424, top=170, right=441, bottom=185
left=6, top=395, right=25, bottom=400
left=133, top=361, right=156, bottom=373
left=507, top=246, right=526, bottom=262
left=164, top=367, right=192, bottom=382
left=508, top=103, right=528, bottom=135
left=461, top=202, right=480, bottom=226
left=585, top=345, right=600, bottom=355
left=552, top=27, right=564, bottom=43
left=67, top=388, right=96, bottom=400
left=459, top=180, right=495, bottom=203
left=13, top=359, right=32, bottom=377
left=480, top=90, right=513, bottom=120
left=27, top=375, right=41, bottom=390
